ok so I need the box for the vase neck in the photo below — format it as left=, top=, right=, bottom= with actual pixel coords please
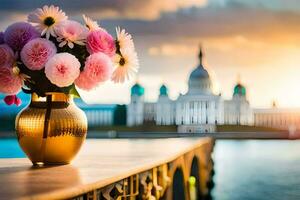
left=31, top=93, right=73, bottom=103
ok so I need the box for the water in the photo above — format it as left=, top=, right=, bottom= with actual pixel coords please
left=212, top=140, right=300, bottom=200
left=0, top=139, right=25, bottom=158
left=1, top=139, right=300, bottom=200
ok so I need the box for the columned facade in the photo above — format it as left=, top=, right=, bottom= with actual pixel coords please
left=254, top=108, right=300, bottom=131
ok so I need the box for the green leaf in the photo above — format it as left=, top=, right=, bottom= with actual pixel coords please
left=69, top=84, right=81, bottom=98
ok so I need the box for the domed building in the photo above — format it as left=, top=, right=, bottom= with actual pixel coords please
left=126, top=46, right=254, bottom=132
left=224, top=81, right=253, bottom=125
left=127, top=47, right=225, bottom=132
left=176, top=47, right=224, bottom=133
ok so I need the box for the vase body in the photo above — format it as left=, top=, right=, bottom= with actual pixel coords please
left=15, top=93, right=87, bottom=165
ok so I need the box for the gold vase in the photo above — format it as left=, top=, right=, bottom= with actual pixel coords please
left=15, top=93, right=87, bottom=165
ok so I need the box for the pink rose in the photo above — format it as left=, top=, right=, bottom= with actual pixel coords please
left=21, top=38, right=57, bottom=70
left=0, top=66, right=23, bottom=95
left=45, top=53, right=80, bottom=87
left=0, top=44, right=14, bottom=67
left=86, top=29, right=116, bottom=57
left=75, top=52, right=113, bottom=90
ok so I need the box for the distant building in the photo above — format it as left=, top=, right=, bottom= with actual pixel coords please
left=175, top=48, right=224, bottom=133
left=126, top=47, right=253, bottom=133
left=75, top=99, right=116, bottom=126
left=254, top=107, right=300, bottom=131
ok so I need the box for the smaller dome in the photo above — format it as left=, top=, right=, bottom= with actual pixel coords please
left=159, top=84, right=168, bottom=96
left=233, top=83, right=246, bottom=96
left=131, top=83, right=144, bottom=96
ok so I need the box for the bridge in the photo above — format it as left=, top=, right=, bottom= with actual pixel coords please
left=0, top=138, right=214, bottom=200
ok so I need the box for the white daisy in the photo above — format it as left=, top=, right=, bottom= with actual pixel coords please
left=82, top=15, right=100, bottom=31
left=111, top=49, right=139, bottom=83
left=28, top=5, right=68, bottom=39
left=116, top=27, right=135, bottom=53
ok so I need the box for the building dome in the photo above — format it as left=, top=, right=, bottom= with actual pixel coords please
left=159, top=84, right=168, bottom=96
left=131, top=83, right=144, bottom=96
left=189, top=65, right=210, bottom=80
left=233, top=83, right=246, bottom=96
left=188, top=46, right=212, bottom=95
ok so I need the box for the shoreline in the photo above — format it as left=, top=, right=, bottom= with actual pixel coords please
left=0, top=131, right=292, bottom=140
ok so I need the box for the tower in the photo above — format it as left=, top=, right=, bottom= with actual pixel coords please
left=187, top=45, right=212, bottom=95
left=176, top=45, right=224, bottom=133
left=224, top=76, right=253, bottom=125
left=156, top=84, right=175, bottom=125
left=127, top=83, right=145, bottom=126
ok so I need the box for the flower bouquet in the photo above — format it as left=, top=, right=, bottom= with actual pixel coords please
left=0, top=5, right=139, bottom=165
left=0, top=5, right=138, bottom=105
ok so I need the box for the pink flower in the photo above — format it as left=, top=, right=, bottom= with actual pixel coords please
left=21, top=38, right=56, bottom=70
left=4, top=95, right=15, bottom=105
left=55, top=20, right=88, bottom=49
left=0, top=66, right=23, bottom=95
left=4, top=22, right=39, bottom=51
left=4, top=95, right=22, bottom=106
left=75, top=52, right=113, bottom=90
left=86, top=29, right=116, bottom=57
left=0, top=44, right=15, bottom=67
left=45, top=53, right=80, bottom=87
left=15, top=96, right=22, bottom=106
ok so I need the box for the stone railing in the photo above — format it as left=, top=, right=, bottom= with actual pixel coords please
left=0, top=138, right=214, bottom=200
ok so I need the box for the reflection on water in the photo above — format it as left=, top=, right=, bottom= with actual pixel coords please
left=1, top=138, right=300, bottom=200
left=212, top=140, right=300, bottom=200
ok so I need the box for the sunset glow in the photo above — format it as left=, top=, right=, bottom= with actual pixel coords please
left=2, top=0, right=300, bottom=108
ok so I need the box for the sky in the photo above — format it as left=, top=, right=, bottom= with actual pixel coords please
left=1, top=0, right=300, bottom=108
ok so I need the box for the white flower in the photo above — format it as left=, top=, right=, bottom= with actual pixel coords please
left=28, top=5, right=68, bottom=39
left=116, top=27, right=135, bottom=52
left=82, top=15, right=100, bottom=31
left=111, top=49, right=139, bottom=83
left=55, top=20, right=88, bottom=49
left=112, top=27, right=138, bottom=83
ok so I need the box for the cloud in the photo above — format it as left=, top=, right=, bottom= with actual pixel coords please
left=0, top=0, right=207, bottom=20
left=1, top=0, right=300, bottom=106
left=148, top=43, right=198, bottom=56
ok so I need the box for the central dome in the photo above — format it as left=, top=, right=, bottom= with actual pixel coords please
left=189, top=64, right=209, bottom=80
left=188, top=46, right=212, bottom=95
